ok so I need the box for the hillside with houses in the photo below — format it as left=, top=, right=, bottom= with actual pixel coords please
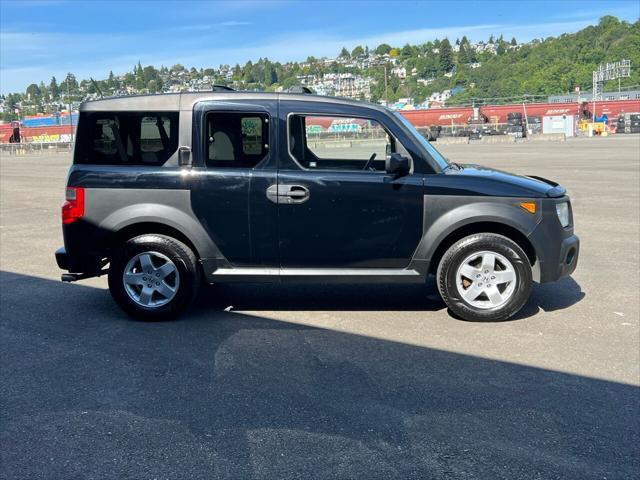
left=1, top=16, right=638, bottom=121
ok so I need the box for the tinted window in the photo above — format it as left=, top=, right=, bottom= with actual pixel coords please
left=74, top=111, right=179, bottom=165
left=206, top=112, right=269, bottom=168
left=289, top=114, right=408, bottom=171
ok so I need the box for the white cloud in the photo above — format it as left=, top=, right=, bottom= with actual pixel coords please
left=173, top=20, right=253, bottom=31
left=218, top=20, right=253, bottom=27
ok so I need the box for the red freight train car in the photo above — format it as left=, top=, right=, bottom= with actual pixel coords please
left=399, top=99, right=640, bottom=127
left=398, top=107, right=474, bottom=127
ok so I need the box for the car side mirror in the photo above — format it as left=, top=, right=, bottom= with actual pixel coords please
left=178, top=146, right=192, bottom=167
left=386, top=153, right=410, bottom=176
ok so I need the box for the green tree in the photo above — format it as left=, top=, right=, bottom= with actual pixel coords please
left=458, top=40, right=470, bottom=64
left=26, top=83, right=41, bottom=100
left=134, top=61, right=145, bottom=89
left=61, top=73, right=78, bottom=95
left=39, top=81, right=48, bottom=102
left=375, top=43, right=392, bottom=55
left=401, top=43, right=415, bottom=58
left=4, top=93, right=20, bottom=121
left=106, top=71, right=117, bottom=92
left=339, top=47, right=350, bottom=59
left=49, top=76, right=59, bottom=99
left=439, top=38, right=454, bottom=72
left=510, top=37, right=517, bottom=46
left=263, top=62, right=277, bottom=86
left=143, top=65, right=157, bottom=84
left=351, top=45, right=364, bottom=58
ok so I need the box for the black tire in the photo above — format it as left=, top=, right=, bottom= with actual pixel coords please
left=437, top=233, right=532, bottom=322
left=108, top=234, right=200, bottom=320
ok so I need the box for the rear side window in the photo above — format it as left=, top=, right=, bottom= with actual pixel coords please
left=74, top=111, right=179, bottom=165
left=205, top=112, right=269, bottom=169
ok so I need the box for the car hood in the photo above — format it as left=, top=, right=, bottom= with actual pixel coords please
left=445, top=164, right=566, bottom=198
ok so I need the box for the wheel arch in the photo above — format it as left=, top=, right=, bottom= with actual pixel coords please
left=427, top=221, right=537, bottom=275
left=99, top=203, right=222, bottom=260
left=111, top=222, right=202, bottom=259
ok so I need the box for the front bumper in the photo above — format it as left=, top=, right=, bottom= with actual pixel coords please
left=544, top=234, right=579, bottom=282
left=528, top=198, right=580, bottom=283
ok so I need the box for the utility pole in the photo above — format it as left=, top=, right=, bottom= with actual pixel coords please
left=384, top=64, right=388, bottom=106
left=522, top=95, right=529, bottom=137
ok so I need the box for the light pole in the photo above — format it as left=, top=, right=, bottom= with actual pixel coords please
left=67, top=75, right=74, bottom=142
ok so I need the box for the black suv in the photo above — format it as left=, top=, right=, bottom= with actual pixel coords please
left=56, top=91, right=579, bottom=321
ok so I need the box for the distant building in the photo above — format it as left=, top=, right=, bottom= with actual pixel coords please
left=428, top=89, right=452, bottom=104
left=417, top=78, right=435, bottom=86
left=391, top=67, right=406, bottom=79
left=548, top=90, right=640, bottom=103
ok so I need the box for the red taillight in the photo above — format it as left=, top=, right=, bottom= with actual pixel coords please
left=62, top=187, right=84, bottom=224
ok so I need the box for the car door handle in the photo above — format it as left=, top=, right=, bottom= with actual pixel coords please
left=266, top=184, right=310, bottom=204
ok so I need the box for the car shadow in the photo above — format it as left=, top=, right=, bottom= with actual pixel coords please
left=194, top=276, right=585, bottom=322
left=1, top=270, right=628, bottom=480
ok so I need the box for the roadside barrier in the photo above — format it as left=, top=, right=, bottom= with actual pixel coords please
left=0, top=142, right=73, bottom=156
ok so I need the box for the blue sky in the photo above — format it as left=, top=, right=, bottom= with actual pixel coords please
left=1, top=0, right=638, bottom=93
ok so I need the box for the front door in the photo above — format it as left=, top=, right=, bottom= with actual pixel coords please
left=277, top=104, right=424, bottom=269
left=190, top=101, right=278, bottom=267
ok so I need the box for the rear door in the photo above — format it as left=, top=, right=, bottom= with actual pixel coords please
left=190, top=100, right=278, bottom=267
left=276, top=101, right=424, bottom=269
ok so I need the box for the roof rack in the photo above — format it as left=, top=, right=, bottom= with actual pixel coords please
left=286, top=86, right=315, bottom=94
left=212, top=85, right=235, bottom=92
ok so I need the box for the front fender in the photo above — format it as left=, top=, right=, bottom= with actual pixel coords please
left=413, top=195, right=542, bottom=261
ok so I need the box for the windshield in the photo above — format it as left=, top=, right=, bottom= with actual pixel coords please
left=392, top=111, right=450, bottom=171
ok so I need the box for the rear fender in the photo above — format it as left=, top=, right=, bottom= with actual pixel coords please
left=86, top=188, right=222, bottom=259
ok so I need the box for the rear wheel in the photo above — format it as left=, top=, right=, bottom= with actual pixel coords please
left=108, top=234, right=200, bottom=320
left=437, top=233, right=532, bottom=321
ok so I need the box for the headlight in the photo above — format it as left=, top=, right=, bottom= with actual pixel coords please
left=556, top=202, right=570, bottom=227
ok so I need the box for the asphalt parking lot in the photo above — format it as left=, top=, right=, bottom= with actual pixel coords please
left=1, top=135, right=639, bottom=479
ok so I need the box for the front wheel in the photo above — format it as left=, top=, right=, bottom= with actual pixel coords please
left=437, top=233, right=533, bottom=321
left=108, top=234, right=200, bottom=320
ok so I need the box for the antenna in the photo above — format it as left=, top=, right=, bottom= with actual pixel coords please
left=90, top=77, right=104, bottom=99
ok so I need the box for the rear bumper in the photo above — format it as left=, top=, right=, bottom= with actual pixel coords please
left=55, top=247, right=102, bottom=274
left=55, top=247, right=73, bottom=270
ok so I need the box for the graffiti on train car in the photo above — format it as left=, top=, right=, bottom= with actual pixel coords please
left=30, top=134, right=72, bottom=143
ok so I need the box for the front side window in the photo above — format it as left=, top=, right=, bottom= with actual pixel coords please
left=206, top=112, right=269, bottom=168
left=289, top=114, right=408, bottom=172
left=393, top=111, right=450, bottom=170
left=74, top=111, right=179, bottom=166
